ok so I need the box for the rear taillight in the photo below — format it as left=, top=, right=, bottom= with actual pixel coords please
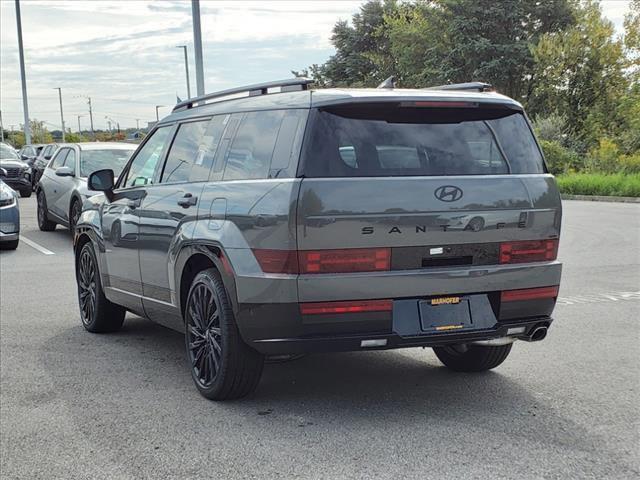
left=252, top=249, right=298, bottom=274
left=300, top=299, right=393, bottom=315
left=299, top=248, right=391, bottom=274
left=500, top=239, right=558, bottom=264
left=501, top=286, right=559, bottom=302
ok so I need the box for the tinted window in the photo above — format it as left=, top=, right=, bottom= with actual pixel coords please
left=50, top=149, right=69, bottom=169
left=80, top=149, right=134, bottom=177
left=223, top=110, right=285, bottom=181
left=300, top=105, right=544, bottom=177
left=161, top=121, right=210, bottom=183
left=123, top=127, right=171, bottom=188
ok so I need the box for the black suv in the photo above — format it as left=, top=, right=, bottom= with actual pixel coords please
left=74, top=79, right=562, bottom=400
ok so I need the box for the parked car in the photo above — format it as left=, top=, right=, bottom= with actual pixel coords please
left=0, top=176, right=20, bottom=250
left=0, top=143, right=32, bottom=197
left=36, top=142, right=136, bottom=231
left=18, top=144, right=45, bottom=169
left=32, top=144, right=59, bottom=189
left=73, top=79, right=563, bottom=401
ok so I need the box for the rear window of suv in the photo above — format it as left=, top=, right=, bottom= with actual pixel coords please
left=299, top=104, right=545, bottom=177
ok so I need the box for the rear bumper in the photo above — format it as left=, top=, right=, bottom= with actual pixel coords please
left=0, top=231, right=19, bottom=242
left=250, top=316, right=552, bottom=355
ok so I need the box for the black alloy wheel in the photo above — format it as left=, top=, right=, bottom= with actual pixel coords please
left=70, top=200, right=82, bottom=231
left=186, top=281, right=223, bottom=388
left=78, top=246, right=97, bottom=326
left=37, top=191, right=56, bottom=231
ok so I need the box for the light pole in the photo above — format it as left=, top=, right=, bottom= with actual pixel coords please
left=176, top=45, right=191, bottom=99
left=87, top=97, right=95, bottom=139
left=77, top=114, right=84, bottom=133
left=54, top=87, right=65, bottom=142
left=135, top=118, right=140, bottom=130
left=15, top=0, right=31, bottom=144
left=191, top=0, right=205, bottom=96
left=155, top=105, right=165, bottom=122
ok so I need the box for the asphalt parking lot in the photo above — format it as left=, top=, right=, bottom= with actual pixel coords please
left=1, top=197, right=638, bottom=479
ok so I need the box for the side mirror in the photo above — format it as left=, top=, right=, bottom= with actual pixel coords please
left=88, top=169, right=115, bottom=201
left=44, top=155, right=52, bottom=160
left=55, top=166, right=75, bottom=177
left=0, top=168, right=7, bottom=177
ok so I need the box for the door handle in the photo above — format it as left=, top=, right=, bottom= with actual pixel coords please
left=177, top=193, right=198, bottom=208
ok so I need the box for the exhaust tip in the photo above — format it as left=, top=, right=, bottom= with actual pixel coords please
left=530, top=326, right=548, bottom=342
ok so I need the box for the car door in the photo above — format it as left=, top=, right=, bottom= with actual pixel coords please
left=99, top=126, right=173, bottom=312
left=40, top=147, right=70, bottom=218
left=52, top=147, right=78, bottom=222
left=138, top=118, right=224, bottom=328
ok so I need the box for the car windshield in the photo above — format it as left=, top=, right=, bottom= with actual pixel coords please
left=80, top=148, right=135, bottom=177
left=0, top=144, right=19, bottom=160
left=300, top=104, right=545, bottom=177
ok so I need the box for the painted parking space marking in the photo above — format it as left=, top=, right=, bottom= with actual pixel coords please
left=557, top=291, right=640, bottom=306
left=20, top=237, right=55, bottom=255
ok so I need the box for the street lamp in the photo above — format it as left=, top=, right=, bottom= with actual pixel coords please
left=176, top=45, right=191, bottom=99
left=155, top=105, right=165, bottom=122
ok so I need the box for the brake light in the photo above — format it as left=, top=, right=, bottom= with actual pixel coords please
left=500, top=239, right=558, bottom=264
left=402, top=101, right=479, bottom=108
left=252, top=249, right=298, bottom=274
left=501, top=286, right=559, bottom=302
left=299, top=248, right=391, bottom=274
left=300, top=299, right=393, bottom=315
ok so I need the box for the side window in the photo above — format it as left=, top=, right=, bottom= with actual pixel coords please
left=50, top=149, right=69, bottom=169
left=122, top=126, right=171, bottom=188
left=160, top=119, right=215, bottom=184
left=63, top=149, right=77, bottom=172
left=223, top=110, right=285, bottom=181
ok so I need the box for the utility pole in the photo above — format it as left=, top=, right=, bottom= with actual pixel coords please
left=176, top=45, right=191, bottom=99
left=54, top=87, right=65, bottom=142
left=0, top=110, right=4, bottom=142
left=87, top=97, right=95, bottom=139
left=77, top=115, right=83, bottom=133
left=191, top=0, right=205, bottom=96
left=15, top=0, right=31, bottom=144
left=135, top=118, right=140, bottom=130
left=106, top=120, right=112, bottom=133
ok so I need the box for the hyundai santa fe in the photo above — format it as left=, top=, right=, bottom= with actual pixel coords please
left=73, top=78, right=562, bottom=400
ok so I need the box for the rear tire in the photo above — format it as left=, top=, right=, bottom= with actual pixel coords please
left=20, top=189, right=31, bottom=198
left=76, top=241, right=125, bottom=333
left=0, top=239, right=19, bottom=250
left=433, top=343, right=512, bottom=372
left=185, top=268, right=264, bottom=400
left=69, top=199, right=81, bottom=232
left=37, top=191, right=56, bottom=231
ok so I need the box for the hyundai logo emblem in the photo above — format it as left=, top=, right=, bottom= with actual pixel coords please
left=434, top=185, right=463, bottom=202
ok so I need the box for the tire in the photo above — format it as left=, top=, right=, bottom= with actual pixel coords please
left=37, top=191, right=56, bottom=231
left=69, top=199, right=81, bottom=232
left=0, top=239, right=19, bottom=250
left=185, top=268, right=264, bottom=400
left=76, top=241, right=125, bottom=333
left=433, top=343, right=513, bottom=372
left=20, top=189, right=31, bottom=198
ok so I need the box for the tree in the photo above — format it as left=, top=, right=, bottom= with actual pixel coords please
left=530, top=1, right=628, bottom=149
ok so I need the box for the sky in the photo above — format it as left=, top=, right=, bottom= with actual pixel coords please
left=0, top=0, right=633, bottom=132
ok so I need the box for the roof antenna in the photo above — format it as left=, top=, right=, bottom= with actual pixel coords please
left=377, top=76, right=396, bottom=89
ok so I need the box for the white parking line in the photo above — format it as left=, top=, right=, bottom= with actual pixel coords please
left=20, top=237, right=55, bottom=255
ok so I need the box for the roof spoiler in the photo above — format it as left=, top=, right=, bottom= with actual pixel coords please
left=173, top=78, right=314, bottom=112
left=426, top=82, right=493, bottom=92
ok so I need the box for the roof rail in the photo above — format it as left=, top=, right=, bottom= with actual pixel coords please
left=426, top=82, right=493, bottom=92
left=173, top=78, right=314, bottom=112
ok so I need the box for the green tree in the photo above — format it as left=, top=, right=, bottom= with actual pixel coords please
left=530, top=2, right=627, bottom=148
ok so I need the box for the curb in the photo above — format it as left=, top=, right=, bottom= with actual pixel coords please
left=561, top=194, right=640, bottom=203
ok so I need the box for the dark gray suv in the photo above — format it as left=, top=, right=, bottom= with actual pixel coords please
left=73, top=79, right=562, bottom=400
